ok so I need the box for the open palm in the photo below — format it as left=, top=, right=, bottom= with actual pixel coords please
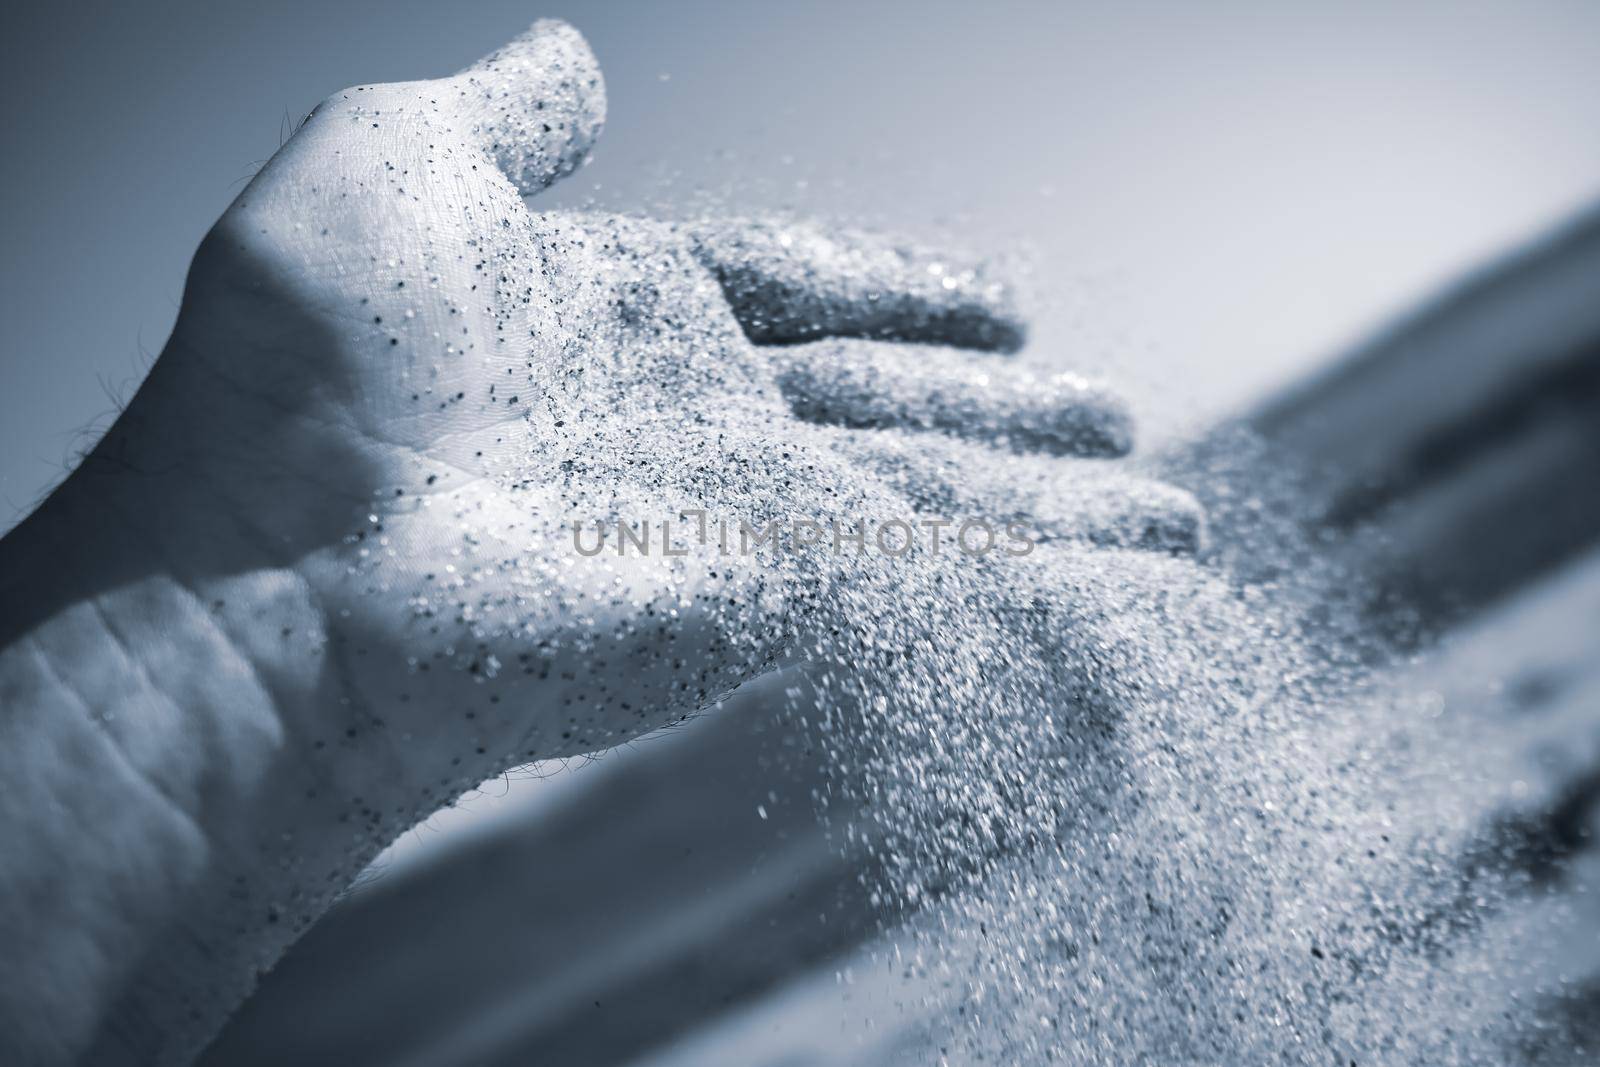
left=110, top=21, right=1199, bottom=817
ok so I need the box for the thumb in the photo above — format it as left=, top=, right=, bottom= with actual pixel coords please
left=451, top=19, right=606, bottom=195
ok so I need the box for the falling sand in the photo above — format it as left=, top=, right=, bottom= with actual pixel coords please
left=481, top=209, right=1547, bottom=1063
left=288, top=30, right=1583, bottom=1061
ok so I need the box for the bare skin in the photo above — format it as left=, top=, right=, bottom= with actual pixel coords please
left=0, top=21, right=1199, bottom=1065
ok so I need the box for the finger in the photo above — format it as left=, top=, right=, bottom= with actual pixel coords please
left=689, top=218, right=1026, bottom=352
left=449, top=19, right=606, bottom=195
left=1038, top=472, right=1204, bottom=554
left=776, top=339, right=1133, bottom=458
left=833, top=430, right=1205, bottom=554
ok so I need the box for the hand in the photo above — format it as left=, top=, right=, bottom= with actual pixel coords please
left=93, top=18, right=1198, bottom=789
left=0, top=19, right=1200, bottom=1064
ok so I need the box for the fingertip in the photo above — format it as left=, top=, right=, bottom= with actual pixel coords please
left=1039, top=477, right=1207, bottom=556
left=455, top=19, right=607, bottom=194
left=1130, top=485, right=1207, bottom=556
left=1035, top=377, right=1134, bottom=458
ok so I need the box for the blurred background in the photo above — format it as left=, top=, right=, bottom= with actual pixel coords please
left=6, top=3, right=1600, bottom=1064
left=5, top=0, right=1600, bottom=524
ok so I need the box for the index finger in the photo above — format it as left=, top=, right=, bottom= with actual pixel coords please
left=689, top=218, right=1027, bottom=352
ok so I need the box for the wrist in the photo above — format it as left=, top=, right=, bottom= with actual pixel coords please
left=0, top=445, right=399, bottom=1063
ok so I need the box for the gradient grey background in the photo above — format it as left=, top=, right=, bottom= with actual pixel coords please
left=4, top=0, right=1600, bottom=529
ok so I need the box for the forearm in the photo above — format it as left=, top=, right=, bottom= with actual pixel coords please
left=0, top=463, right=389, bottom=1064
